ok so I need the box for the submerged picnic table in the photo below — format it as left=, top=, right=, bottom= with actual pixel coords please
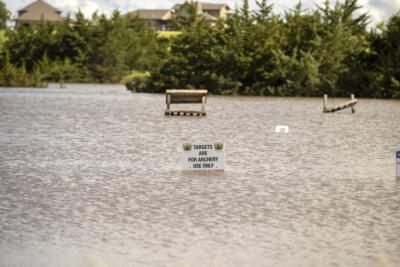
left=165, top=89, right=208, bottom=116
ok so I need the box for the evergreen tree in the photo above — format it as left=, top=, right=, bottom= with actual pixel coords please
left=0, top=0, right=10, bottom=30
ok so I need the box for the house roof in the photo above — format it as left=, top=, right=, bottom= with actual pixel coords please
left=127, top=2, right=229, bottom=23
left=201, top=3, right=230, bottom=11
left=172, top=2, right=230, bottom=12
left=16, top=0, right=64, bottom=22
left=128, top=9, right=172, bottom=21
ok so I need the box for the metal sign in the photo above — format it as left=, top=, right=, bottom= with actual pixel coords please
left=396, top=150, right=400, bottom=178
left=182, top=143, right=224, bottom=171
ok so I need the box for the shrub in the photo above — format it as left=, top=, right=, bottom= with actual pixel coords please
left=125, top=75, right=151, bottom=92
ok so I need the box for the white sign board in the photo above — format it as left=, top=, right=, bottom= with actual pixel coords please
left=182, top=143, right=224, bottom=171
left=275, top=125, right=289, bottom=133
left=397, top=150, right=400, bottom=178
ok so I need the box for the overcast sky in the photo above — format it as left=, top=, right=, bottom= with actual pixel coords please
left=4, top=0, right=400, bottom=26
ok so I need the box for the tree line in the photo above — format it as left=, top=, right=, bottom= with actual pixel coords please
left=1, top=0, right=400, bottom=98
left=0, top=6, right=164, bottom=86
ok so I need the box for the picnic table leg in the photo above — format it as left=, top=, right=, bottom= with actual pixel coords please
left=166, top=94, right=171, bottom=111
left=201, top=96, right=206, bottom=113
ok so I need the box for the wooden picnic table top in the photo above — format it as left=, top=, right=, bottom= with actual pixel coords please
left=166, top=89, right=208, bottom=95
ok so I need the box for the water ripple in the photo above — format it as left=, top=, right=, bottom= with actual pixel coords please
left=0, top=85, right=400, bottom=267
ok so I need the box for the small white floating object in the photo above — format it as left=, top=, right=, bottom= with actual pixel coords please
left=275, top=125, right=289, bottom=133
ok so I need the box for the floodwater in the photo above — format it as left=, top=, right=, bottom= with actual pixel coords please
left=0, top=84, right=399, bottom=267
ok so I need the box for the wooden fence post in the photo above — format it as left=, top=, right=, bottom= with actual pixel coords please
left=323, top=94, right=328, bottom=112
left=351, top=94, right=355, bottom=113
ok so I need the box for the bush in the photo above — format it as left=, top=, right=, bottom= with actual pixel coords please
left=125, top=75, right=151, bottom=92
left=0, top=54, right=46, bottom=87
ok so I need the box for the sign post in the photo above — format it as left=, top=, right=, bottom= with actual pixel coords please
left=396, top=150, right=400, bottom=180
left=182, top=143, right=224, bottom=171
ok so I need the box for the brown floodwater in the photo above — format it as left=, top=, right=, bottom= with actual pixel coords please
left=0, top=84, right=399, bottom=267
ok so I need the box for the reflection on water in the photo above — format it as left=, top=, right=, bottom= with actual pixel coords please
left=0, top=84, right=400, bottom=267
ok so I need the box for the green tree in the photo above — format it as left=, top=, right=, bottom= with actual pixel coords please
left=151, top=18, right=230, bottom=93
left=316, top=0, right=369, bottom=96
left=4, top=22, right=59, bottom=71
left=379, top=12, right=400, bottom=98
left=172, top=2, right=201, bottom=30
left=255, top=0, right=273, bottom=24
left=2, top=8, right=164, bottom=84
left=0, top=53, right=45, bottom=87
left=0, top=0, right=10, bottom=30
left=267, top=2, right=322, bottom=96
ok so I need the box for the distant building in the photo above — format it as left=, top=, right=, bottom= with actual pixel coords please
left=172, top=2, right=230, bottom=21
left=127, top=1, right=230, bottom=31
left=128, top=9, right=174, bottom=31
left=15, top=0, right=64, bottom=28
